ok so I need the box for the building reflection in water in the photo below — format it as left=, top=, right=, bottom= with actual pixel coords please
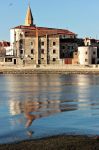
left=6, top=74, right=78, bottom=137
left=1, top=74, right=99, bottom=139
left=72, top=74, right=95, bottom=110
left=76, top=75, right=91, bottom=109
left=7, top=75, right=77, bottom=112
left=8, top=98, right=77, bottom=138
left=9, top=98, right=77, bottom=119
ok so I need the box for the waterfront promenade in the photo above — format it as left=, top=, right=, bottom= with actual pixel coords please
left=0, top=64, right=99, bottom=74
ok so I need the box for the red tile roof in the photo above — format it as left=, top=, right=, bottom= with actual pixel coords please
left=12, top=25, right=76, bottom=36
left=0, top=41, right=10, bottom=47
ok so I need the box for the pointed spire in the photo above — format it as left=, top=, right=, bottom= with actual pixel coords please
left=25, top=5, right=33, bottom=26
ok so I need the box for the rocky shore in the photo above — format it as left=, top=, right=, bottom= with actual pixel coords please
left=0, top=135, right=99, bottom=150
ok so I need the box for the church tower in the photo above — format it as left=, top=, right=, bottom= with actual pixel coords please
left=25, top=5, right=34, bottom=26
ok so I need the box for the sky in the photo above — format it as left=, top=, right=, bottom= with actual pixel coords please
left=1, top=0, right=99, bottom=41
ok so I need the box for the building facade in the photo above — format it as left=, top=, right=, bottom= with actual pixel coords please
left=10, top=5, right=77, bottom=65
left=0, top=41, right=10, bottom=56
left=0, top=41, right=16, bottom=65
left=78, top=46, right=97, bottom=65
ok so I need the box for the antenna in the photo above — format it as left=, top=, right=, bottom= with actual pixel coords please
left=28, top=0, right=30, bottom=6
left=96, top=35, right=98, bottom=40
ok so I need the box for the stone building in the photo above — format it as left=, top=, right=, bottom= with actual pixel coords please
left=10, top=5, right=77, bottom=65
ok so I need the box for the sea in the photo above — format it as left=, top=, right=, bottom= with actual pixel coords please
left=0, top=74, right=99, bottom=144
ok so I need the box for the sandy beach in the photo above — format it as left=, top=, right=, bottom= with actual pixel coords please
left=0, top=135, right=99, bottom=150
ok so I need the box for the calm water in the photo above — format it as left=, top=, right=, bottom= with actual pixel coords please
left=1, top=74, right=99, bottom=144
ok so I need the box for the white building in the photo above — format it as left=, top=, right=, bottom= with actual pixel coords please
left=78, top=46, right=97, bottom=65
left=5, top=46, right=13, bottom=56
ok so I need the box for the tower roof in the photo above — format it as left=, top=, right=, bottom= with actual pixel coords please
left=25, top=5, right=33, bottom=26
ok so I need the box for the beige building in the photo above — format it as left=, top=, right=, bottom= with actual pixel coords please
left=10, top=5, right=77, bottom=65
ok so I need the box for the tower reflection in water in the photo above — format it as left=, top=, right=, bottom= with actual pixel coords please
left=1, top=74, right=99, bottom=142
left=9, top=99, right=61, bottom=136
left=9, top=98, right=77, bottom=128
left=6, top=74, right=78, bottom=137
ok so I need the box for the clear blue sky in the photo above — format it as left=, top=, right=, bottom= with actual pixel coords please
left=1, top=0, right=99, bottom=41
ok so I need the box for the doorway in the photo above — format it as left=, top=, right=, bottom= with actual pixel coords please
left=14, top=59, right=16, bottom=65
left=92, top=58, right=95, bottom=64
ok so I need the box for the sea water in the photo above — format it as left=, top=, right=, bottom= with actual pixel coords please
left=0, top=74, right=99, bottom=144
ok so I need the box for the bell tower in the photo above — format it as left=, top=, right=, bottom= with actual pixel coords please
left=25, top=5, right=34, bottom=26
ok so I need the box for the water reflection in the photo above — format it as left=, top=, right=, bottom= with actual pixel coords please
left=1, top=74, right=99, bottom=144
left=8, top=97, right=77, bottom=137
left=9, top=98, right=77, bottom=122
left=74, top=75, right=99, bottom=110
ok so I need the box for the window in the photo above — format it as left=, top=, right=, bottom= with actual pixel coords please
left=70, top=36, right=73, bottom=38
left=41, top=49, right=44, bottom=54
left=5, top=58, right=12, bottom=62
left=20, top=45, right=23, bottom=49
left=20, top=33, right=23, bottom=38
left=87, top=42, right=89, bottom=46
left=41, top=41, right=44, bottom=46
left=67, top=46, right=70, bottom=49
left=53, top=58, right=56, bottom=62
left=85, top=59, right=88, bottom=62
left=31, top=49, right=34, bottom=54
left=62, top=46, right=65, bottom=49
left=31, top=42, right=33, bottom=45
left=53, top=42, right=56, bottom=46
left=53, top=49, right=56, bottom=54
left=19, top=40, right=23, bottom=49
left=75, top=52, right=77, bottom=55
left=20, top=50, right=23, bottom=54
left=20, top=39, right=23, bottom=44
left=85, top=52, right=87, bottom=54
left=93, top=51, right=96, bottom=55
